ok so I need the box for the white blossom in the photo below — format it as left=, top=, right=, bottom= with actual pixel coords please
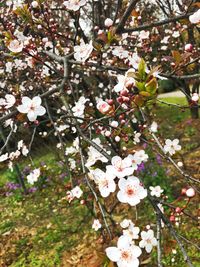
left=74, top=40, right=93, bottom=62
left=64, top=0, right=86, bottom=11
left=164, top=139, right=181, bottom=156
left=71, top=186, right=83, bottom=198
left=27, top=168, right=40, bottom=185
left=17, top=96, right=46, bottom=122
left=139, top=229, right=157, bottom=253
left=117, top=176, right=147, bottom=206
left=149, top=185, right=164, bottom=197
left=189, top=9, right=200, bottom=24
left=106, top=156, right=134, bottom=179
left=106, top=235, right=142, bottom=267
left=92, top=168, right=116, bottom=197
left=92, top=219, right=102, bottom=231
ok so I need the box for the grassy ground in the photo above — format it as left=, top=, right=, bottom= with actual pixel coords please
left=0, top=97, right=199, bottom=266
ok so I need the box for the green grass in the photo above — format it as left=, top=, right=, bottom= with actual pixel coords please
left=159, top=96, right=187, bottom=105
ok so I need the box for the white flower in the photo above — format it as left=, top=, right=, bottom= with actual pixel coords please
left=0, top=153, right=9, bottom=162
left=92, top=219, right=102, bottom=231
left=22, top=145, right=29, bottom=156
left=112, top=47, right=129, bottom=59
left=85, top=138, right=110, bottom=168
left=123, top=221, right=140, bottom=240
left=104, top=18, right=113, bottom=27
left=186, top=188, right=195, bottom=198
left=114, top=71, right=135, bottom=93
left=117, top=176, right=147, bottom=206
left=9, top=150, right=21, bottom=161
left=191, top=93, right=199, bottom=102
left=110, top=120, right=119, bottom=128
left=65, top=146, right=77, bottom=155
left=66, top=191, right=74, bottom=202
left=32, top=1, right=39, bottom=8
left=129, top=53, right=141, bottom=69
left=120, top=219, right=132, bottom=229
left=72, top=96, right=89, bottom=118
left=164, top=139, right=181, bottom=156
left=17, top=140, right=29, bottom=156
left=69, top=158, right=76, bottom=169
left=27, top=168, right=40, bottom=185
left=64, top=0, right=86, bottom=11
left=18, top=140, right=24, bottom=150
left=71, top=186, right=83, bottom=198
left=8, top=39, right=24, bottom=53
left=189, top=9, right=200, bottom=24
left=128, top=150, right=149, bottom=170
left=106, top=235, right=142, bottom=267
left=150, top=121, right=158, bottom=133
left=74, top=40, right=93, bottom=62
left=139, top=30, right=150, bottom=40
left=172, top=31, right=180, bottom=38
left=161, top=36, right=170, bottom=44
left=106, top=156, right=134, bottom=179
left=139, top=229, right=157, bottom=253
left=5, top=94, right=16, bottom=108
left=0, top=94, right=16, bottom=109
left=6, top=62, right=13, bottom=73
left=10, top=0, right=24, bottom=10
left=149, top=185, right=164, bottom=197
left=92, top=168, right=116, bottom=197
left=133, top=132, right=141, bottom=144
left=17, top=96, right=46, bottom=121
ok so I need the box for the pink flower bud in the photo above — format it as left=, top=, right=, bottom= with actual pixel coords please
left=107, top=99, right=114, bottom=105
left=97, top=100, right=111, bottom=114
left=34, top=120, right=39, bottom=125
left=184, top=43, right=193, bottom=52
left=181, top=188, right=187, bottom=195
left=170, top=215, right=175, bottom=222
left=120, top=89, right=128, bottom=96
left=175, top=207, right=182, bottom=213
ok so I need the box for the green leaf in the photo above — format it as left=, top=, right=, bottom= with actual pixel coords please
left=135, top=81, right=146, bottom=92
left=138, top=58, right=147, bottom=80
left=145, top=77, right=158, bottom=95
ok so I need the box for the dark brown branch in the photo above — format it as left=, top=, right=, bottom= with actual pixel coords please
left=122, top=12, right=192, bottom=33
left=116, top=0, right=140, bottom=33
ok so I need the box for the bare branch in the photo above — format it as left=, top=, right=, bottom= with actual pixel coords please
left=116, top=0, right=140, bottom=33
left=122, top=12, right=192, bottom=33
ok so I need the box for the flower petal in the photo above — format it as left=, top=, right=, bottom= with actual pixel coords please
left=27, top=111, right=37, bottom=121
left=35, top=106, right=46, bottom=116
left=117, top=235, right=130, bottom=249
left=105, top=247, right=120, bottom=262
left=32, top=96, right=42, bottom=106
left=17, top=104, right=29, bottom=114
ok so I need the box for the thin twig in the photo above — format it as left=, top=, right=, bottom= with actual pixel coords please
left=79, top=138, right=112, bottom=239
left=156, top=212, right=163, bottom=267
left=122, top=12, right=192, bottom=32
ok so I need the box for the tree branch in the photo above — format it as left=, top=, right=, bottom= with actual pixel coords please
left=122, top=12, right=192, bottom=33
left=116, top=0, right=140, bottom=33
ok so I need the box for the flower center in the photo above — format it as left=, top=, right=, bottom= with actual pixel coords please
left=30, top=104, right=35, bottom=111
left=126, top=186, right=135, bottom=196
left=121, top=250, right=130, bottom=260
left=147, top=239, right=152, bottom=244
